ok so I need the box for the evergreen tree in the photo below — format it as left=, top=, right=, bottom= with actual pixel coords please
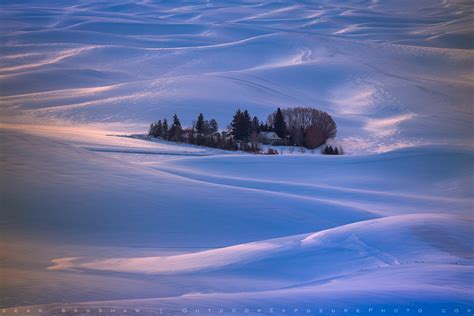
left=148, top=123, right=156, bottom=137
left=231, top=109, right=253, bottom=141
left=173, top=114, right=181, bottom=128
left=273, top=107, right=287, bottom=138
left=148, top=121, right=164, bottom=138
left=231, top=109, right=243, bottom=140
left=242, top=110, right=252, bottom=140
left=156, top=120, right=163, bottom=137
left=259, top=123, right=272, bottom=132
left=162, top=118, right=169, bottom=140
left=195, top=113, right=205, bottom=134
left=209, top=119, right=218, bottom=133
left=203, top=120, right=210, bottom=135
left=170, top=114, right=183, bottom=142
left=323, top=146, right=329, bottom=155
left=251, top=116, right=261, bottom=134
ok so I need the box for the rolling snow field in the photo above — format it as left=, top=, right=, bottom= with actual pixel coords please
left=0, top=0, right=473, bottom=315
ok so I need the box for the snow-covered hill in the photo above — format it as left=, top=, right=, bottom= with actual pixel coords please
left=0, top=0, right=473, bottom=314
left=1, top=0, right=473, bottom=153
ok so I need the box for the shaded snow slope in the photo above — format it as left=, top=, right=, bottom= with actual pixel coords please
left=151, top=147, right=473, bottom=213
left=1, top=0, right=473, bottom=153
left=1, top=0, right=473, bottom=313
left=51, top=214, right=473, bottom=277
left=1, top=129, right=375, bottom=248
left=37, top=215, right=473, bottom=314
left=1, top=126, right=472, bottom=311
left=26, top=214, right=472, bottom=314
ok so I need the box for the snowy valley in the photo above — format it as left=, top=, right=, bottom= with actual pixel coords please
left=0, top=0, right=473, bottom=315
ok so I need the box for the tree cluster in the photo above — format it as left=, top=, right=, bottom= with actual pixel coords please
left=321, top=145, right=343, bottom=155
left=194, top=113, right=218, bottom=135
left=229, top=109, right=262, bottom=152
left=267, top=107, right=337, bottom=148
left=148, top=114, right=183, bottom=142
left=148, top=106, right=339, bottom=154
left=149, top=113, right=238, bottom=151
left=230, top=109, right=262, bottom=142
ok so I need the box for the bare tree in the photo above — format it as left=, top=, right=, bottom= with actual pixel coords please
left=268, top=107, right=337, bottom=148
left=305, top=124, right=325, bottom=149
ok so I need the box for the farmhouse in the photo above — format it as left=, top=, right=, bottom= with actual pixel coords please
left=258, top=131, right=282, bottom=145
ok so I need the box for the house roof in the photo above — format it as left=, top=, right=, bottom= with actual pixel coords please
left=259, top=131, right=281, bottom=139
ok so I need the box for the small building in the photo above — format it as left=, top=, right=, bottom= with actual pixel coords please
left=258, top=131, right=282, bottom=145
left=211, top=131, right=222, bottom=141
left=221, top=131, right=233, bottom=140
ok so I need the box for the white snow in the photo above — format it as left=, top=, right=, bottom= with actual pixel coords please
left=1, top=0, right=473, bottom=314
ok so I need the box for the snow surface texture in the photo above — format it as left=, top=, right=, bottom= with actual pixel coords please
left=0, top=0, right=473, bottom=315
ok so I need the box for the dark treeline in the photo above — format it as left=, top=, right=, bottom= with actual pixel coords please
left=321, top=145, right=344, bottom=155
left=148, top=107, right=342, bottom=154
left=148, top=112, right=239, bottom=151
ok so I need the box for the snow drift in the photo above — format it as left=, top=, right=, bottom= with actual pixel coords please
left=0, top=0, right=473, bottom=314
